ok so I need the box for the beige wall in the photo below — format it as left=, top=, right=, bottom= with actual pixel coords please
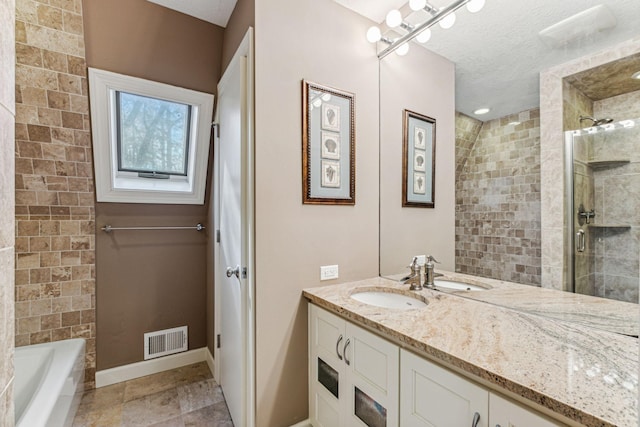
left=15, top=0, right=96, bottom=386
left=81, top=0, right=223, bottom=369
left=254, top=0, right=380, bottom=424
left=0, top=0, right=15, bottom=422
left=379, top=46, right=456, bottom=276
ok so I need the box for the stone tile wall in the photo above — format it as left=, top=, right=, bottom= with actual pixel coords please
left=1, top=0, right=16, bottom=423
left=455, top=109, right=541, bottom=285
left=14, top=0, right=96, bottom=386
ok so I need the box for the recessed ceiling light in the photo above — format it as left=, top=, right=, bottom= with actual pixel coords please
left=508, top=121, right=521, bottom=126
left=474, top=108, right=490, bottom=115
left=632, top=71, right=640, bottom=80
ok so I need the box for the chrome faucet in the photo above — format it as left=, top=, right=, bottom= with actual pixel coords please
left=424, top=255, right=440, bottom=288
left=402, top=256, right=423, bottom=291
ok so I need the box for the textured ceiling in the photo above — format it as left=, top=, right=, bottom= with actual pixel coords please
left=147, top=0, right=237, bottom=27
left=335, top=0, right=640, bottom=121
left=565, top=52, right=640, bottom=101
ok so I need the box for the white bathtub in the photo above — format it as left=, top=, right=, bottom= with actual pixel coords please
left=15, top=338, right=85, bottom=427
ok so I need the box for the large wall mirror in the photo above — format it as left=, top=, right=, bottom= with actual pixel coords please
left=376, top=0, right=640, bottom=335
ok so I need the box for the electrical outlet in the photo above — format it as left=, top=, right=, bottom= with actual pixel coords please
left=320, top=265, right=339, bottom=281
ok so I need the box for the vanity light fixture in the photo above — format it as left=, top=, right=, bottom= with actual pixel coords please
left=473, top=107, right=490, bottom=115
left=369, top=0, right=485, bottom=59
left=632, top=71, right=640, bottom=80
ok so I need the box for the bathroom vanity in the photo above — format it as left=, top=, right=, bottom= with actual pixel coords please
left=303, top=274, right=638, bottom=427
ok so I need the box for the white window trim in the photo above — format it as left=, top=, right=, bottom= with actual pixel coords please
left=88, top=68, right=214, bottom=204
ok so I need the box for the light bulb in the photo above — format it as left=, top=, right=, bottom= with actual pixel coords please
left=416, top=28, right=431, bottom=43
left=386, top=9, right=402, bottom=28
left=439, top=11, right=456, bottom=29
left=321, top=93, right=331, bottom=102
left=313, top=99, right=322, bottom=108
left=366, top=26, right=381, bottom=43
left=396, top=43, right=409, bottom=56
left=409, top=0, right=427, bottom=11
left=466, top=0, right=485, bottom=13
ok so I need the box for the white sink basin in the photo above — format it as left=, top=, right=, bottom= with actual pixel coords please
left=351, top=291, right=427, bottom=309
left=434, top=280, right=486, bottom=291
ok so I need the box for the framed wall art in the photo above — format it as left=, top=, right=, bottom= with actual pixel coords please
left=302, top=80, right=355, bottom=205
left=402, top=109, right=435, bottom=208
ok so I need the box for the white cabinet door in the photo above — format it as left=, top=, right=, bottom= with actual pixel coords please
left=309, top=304, right=399, bottom=427
left=345, top=322, right=399, bottom=427
left=309, top=305, right=347, bottom=427
left=400, top=349, right=489, bottom=427
left=489, top=393, right=562, bottom=427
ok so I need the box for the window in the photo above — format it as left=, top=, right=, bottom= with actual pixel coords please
left=88, top=68, right=214, bottom=204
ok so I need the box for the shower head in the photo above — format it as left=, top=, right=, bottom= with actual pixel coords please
left=579, top=115, right=614, bottom=126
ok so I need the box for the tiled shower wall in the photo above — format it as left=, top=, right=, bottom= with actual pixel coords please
left=1, top=0, right=16, bottom=422
left=591, top=91, right=640, bottom=302
left=14, top=0, right=96, bottom=386
left=455, top=109, right=542, bottom=285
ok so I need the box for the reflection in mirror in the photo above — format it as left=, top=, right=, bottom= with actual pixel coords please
left=377, top=0, right=640, bottom=334
left=565, top=118, right=640, bottom=304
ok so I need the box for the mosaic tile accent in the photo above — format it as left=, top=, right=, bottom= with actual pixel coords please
left=14, top=0, right=96, bottom=387
left=455, top=108, right=541, bottom=286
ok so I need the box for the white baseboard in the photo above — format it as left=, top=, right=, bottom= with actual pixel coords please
left=95, top=347, right=211, bottom=388
left=289, top=420, right=311, bottom=427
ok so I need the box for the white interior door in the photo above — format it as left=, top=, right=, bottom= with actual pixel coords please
left=215, top=29, right=254, bottom=427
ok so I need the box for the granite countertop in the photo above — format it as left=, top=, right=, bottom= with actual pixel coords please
left=421, top=270, right=639, bottom=337
left=303, top=276, right=639, bottom=427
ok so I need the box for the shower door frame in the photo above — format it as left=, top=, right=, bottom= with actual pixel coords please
left=563, top=131, right=576, bottom=294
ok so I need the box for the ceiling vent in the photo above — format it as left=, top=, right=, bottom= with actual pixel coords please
left=538, top=5, right=617, bottom=49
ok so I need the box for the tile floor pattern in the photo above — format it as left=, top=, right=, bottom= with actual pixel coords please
left=73, top=362, right=234, bottom=427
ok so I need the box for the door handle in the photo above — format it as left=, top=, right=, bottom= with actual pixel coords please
left=336, top=335, right=343, bottom=360
left=576, top=229, right=585, bottom=253
left=343, top=338, right=351, bottom=366
left=472, top=412, right=480, bottom=427
left=226, top=265, right=240, bottom=279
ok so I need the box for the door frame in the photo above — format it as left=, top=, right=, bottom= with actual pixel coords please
left=213, top=27, right=255, bottom=427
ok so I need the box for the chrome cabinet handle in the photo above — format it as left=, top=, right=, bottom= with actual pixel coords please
left=226, top=265, right=240, bottom=278
left=576, top=229, right=585, bottom=253
left=343, top=338, right=351, bottom=365
left=336, top=335, right=343, bottom=360
left=472, top=412, right=480, bottom=427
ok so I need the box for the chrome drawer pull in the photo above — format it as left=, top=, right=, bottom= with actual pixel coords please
left=336, top=335, right=343, bottom=360
left=472, top=412, right=480, bottom=427
left=343, top=338, right=351, bottom=365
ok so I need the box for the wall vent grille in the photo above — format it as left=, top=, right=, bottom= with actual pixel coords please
left=144, top=326, right=188, bottom=360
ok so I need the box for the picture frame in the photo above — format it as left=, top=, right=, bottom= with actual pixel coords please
left=302, top=80, right=355, bottom=205
left=402, top=109, right=435, bottom=207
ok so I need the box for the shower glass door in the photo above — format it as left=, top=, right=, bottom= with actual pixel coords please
left=565, top=118, right=639, bottom=303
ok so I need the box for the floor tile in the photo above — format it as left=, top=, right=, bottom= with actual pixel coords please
left=121, top=389, right=182, bottom=427
left=76, top=382, right=125, bottom=415
left=182, top=401, right=234, bottom=427
left=72, top=405, right=123, bottom=427
left=73, top=362, right=228, bottom=426
left=147, top=415, right=185, bottom=427
left=177, top=378, right=224, bottom=413
left=123, top=362, right=212, bottom=402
